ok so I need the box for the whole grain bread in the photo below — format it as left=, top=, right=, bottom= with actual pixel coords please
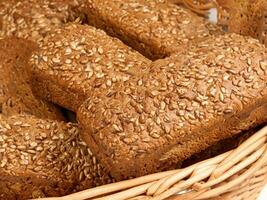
left=83, top=0, right=222, bottom=60
left=0, top=0, right=86, bottom=43
left=78, top=33, right=267, bottom=180
left=0, top=37, right=64, bottom=120
left=218, top=0, right=267, bottom=42
left=181, top=126, right=260, bottom=167
left=0, top=114, right=113, bottom=200
left=29, top=23, right=151, bottom=111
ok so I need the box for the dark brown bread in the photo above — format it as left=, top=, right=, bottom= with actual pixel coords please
left=0, top=0, right=15, bottom=32
left=218, top=0, right=267, bottom=45
left=262, top=3, right=267, bottom=46
left=83, top=0, right=222, bottom=60
left=78, top=33, right=267, bottom=180
left=0, top=37, right=64, bottom=120
left=220, top=0, right=267, bottom=41
left=29, top=23, right=151, bottom=111
left=0, top=114, right=112, bottom=200
left=181, top=127, right=260, bottom=168
left=0, top=0, right=86, bottom=42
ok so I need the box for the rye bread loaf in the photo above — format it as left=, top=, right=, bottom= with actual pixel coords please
left=217, top=0, right=267, bottom=43
left=0, top=0, right=15, bottom=31
left=0, top=0, right=86, bottom=42
left=181, top=126, right=260, bottom=167
left=78, top=33, right=267, bottom=180
left=227, top=0, right=266, bottom=38
left=0, top=114, right=112, bottom=200
left=83, top=0, right=222, bottom=60
left=0, top=37, right=64, bottom=120
left=29, top=23, right=151, bottom=111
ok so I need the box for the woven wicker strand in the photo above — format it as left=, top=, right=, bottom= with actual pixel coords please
left=169, top=0, right=215, bottom=16
left=33, top=125, right=267, bottom=200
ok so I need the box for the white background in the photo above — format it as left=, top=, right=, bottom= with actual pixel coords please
left=258, top=184, right=267, bottom=200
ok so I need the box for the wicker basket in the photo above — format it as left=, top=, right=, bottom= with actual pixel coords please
left=168, top=0, right=216, bottom=16
left=32, top=125, right=267, bottom=200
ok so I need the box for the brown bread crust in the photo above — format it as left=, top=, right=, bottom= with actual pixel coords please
left=0, top=114, right=113, bottom=200
left=0, top=37, right=64, bottom=120
left=224, top=0, right=267, bottom=41
left=84, top=0, right=222, bottom=60
left=78, top=33, right=267, bottom=180
left=29, top=23, right=151, bottom=111
left=181, top=127, right=260, bottom=168
left=0, top=0, right=86, bottom=42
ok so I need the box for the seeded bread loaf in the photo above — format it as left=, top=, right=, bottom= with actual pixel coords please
left=0, top=0, right=16, bottom=32
left=0, top=114, right=112, bottom=200
left=223, top=0, right=267, bottom=41
left=29, top=23, right=151, bottom=111
left=181, top=127, right=259, bottom=167
left=78, top=33, right=267, bottom=180
left=0, top=37, right=64, bottom=120
left=83, top=0, right=222, bottom=60
left=0, top=0, right=86, bottom=43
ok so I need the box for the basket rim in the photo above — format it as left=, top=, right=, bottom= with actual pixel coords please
left=32, top=125, right=267, bottom=200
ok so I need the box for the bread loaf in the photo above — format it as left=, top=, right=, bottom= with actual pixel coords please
left=29, top=23, right=151, bottom=111
left=181, top=127, right=259, bottom=167
left=0, top=114, right=112, bottom=200
left=0, top=0, right=86, bottom=42
left=84, top=0, right=222, bottom=59
left=78, top=33, right=267, bottom=180
left=0, top=0, right=15, bottom=28
left=0, top=37, right=64, bottom=120
left=218, top=0, right=266, bottom=41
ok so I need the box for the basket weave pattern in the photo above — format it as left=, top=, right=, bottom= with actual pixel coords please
left=34, top=126, right=267, bottom=200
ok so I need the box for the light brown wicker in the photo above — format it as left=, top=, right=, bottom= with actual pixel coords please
left=32, top=125, right=267, bottom=200
left=169, top=0, right=215, bottom=16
